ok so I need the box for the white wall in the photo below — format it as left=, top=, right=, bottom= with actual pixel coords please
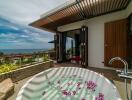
left=57, top=2, right=132, bottom=68
left=126, top=1, right=132, bottom=17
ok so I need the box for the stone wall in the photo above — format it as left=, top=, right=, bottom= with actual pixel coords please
left=0, top=60, right=54, bottom=82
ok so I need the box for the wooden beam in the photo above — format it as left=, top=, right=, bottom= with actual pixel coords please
left=29, top=0, right=131, bottom=33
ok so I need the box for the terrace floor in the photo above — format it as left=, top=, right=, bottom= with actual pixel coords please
left=8, top=62, right=130, bottom=100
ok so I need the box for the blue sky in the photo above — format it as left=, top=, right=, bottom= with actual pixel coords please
left=0, top=0, right=68, bottom=49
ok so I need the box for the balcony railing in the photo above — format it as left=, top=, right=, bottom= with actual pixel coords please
left=0, top=51, right=55, bottom=74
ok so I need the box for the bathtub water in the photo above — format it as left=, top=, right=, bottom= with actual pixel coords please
left=16, top=67, right=121, bottom=100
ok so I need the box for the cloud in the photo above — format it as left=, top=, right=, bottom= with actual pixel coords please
left=10, top=26, right=19, bottom=30
left=0, top=0, right=69, bottom=25
left=0, top=17, right=54, bottom=49
left=0, top=33, right=17, bottom=38
left=0, top=0, right=70, bottom=49
left=20, top=35, right=29, bottom=38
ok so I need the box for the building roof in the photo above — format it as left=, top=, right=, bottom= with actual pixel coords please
left=30, top=0, right=131, bottom=33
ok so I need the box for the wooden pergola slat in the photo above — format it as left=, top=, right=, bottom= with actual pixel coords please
left=30, top=0, right=130, bottom=32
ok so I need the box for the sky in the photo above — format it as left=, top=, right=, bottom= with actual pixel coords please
left=0, top=0, right=68, bottom=49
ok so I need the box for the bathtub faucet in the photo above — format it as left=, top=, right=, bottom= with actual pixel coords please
left=109, top=57, right=130, bottom=100
left=109, top=57, right=128, bottom=75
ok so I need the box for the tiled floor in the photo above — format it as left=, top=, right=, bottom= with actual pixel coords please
left=8, top=62, right=131, bottom=100
left=54, top=62, right=131, bottom=100
left=114, top=81, right=130, bottom=100
left=54, top=62, right=127, bottom=82
left=8, top=77, right=32, bottom=100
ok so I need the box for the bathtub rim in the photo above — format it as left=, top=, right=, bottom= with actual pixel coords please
left=16, top=67, right=122, bottom=100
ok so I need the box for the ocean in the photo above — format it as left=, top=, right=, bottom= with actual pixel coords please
left=0, top=49, right=47, bottom=54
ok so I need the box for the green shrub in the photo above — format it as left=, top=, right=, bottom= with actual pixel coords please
left=0, top=60, right=3, bottom=65
left=0, top=52, right=4, bottom=56
left=43, top=54, right=49, bottom=62
left=0, top=64, right=18, bottom=74
left=21, top=58, right=34, bottom=64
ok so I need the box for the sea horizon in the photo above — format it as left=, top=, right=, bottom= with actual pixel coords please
left=0, top=49, right=49, bottom=54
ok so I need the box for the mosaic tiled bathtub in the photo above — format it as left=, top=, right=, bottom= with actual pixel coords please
left=16, top=67, right=121, bottom=100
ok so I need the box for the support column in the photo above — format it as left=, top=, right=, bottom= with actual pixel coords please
left=58, top=33, right=62, bottom=62
left=62, top=32, right=67, bottom=61
left=56, top=32, right=66, bottom=63
left=80, top=26, right=88, bottom=67
left=75, top=34, right=80, bottom=56
left=71, top=40, right=74, bottom=56
left=84, top=26, right=88, bottom=67
left=54, top=34, right=59, bottom=62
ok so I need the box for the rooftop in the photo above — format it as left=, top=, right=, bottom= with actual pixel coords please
left=30, top=0, right=131, bottom=32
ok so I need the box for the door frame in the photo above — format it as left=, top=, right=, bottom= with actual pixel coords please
left=104, top=19, right=128, bottom=68
left=55, top=27, right=88, bottom=67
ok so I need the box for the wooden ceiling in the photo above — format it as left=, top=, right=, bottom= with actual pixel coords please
left=30, top=0, right=130, bottom=32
